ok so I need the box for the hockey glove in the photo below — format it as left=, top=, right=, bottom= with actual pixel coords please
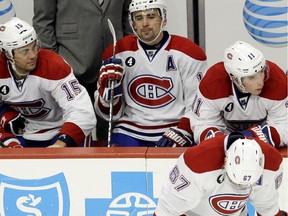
left=57, top=133, right=77, bottom=147
left=156, top=128, right=195, bottom=147
left=0, top=128, right=23, bottom=148
left=204, top=129, right=223, bottom=140
left=98, top=58, right=124, bottom=102
left=240, top=125, right=275, bottom=147
left=0, top=108, right=26, bottom=135
left=279, top=210, right=288, bottom=216
left=224, top=132, right=245, bottom=151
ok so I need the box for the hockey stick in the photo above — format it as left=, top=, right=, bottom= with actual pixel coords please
left=107, top=18, right=117, bottom=147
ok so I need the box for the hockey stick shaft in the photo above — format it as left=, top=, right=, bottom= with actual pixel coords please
left=107, top=19, right=117, bottom=147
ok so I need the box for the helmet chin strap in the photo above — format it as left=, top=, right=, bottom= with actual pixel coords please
left=134, top=19, right=165, bottom=45
left=235, top=81, right=248, bottom=93
left=232, top=77, right=248, bottom=94
left=9, top=59, right=30, bottom=79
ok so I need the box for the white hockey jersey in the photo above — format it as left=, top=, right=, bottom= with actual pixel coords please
left=0, top=49, right=96, bottom=145
left=95, top=32, right=207, bottom=142
left=186, top=61, right=288, bottom=146
left=155, top=135, right=284, bottom=216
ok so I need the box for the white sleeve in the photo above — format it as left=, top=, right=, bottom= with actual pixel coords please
left=265, top=97, right=288, bottom=147
left=181, top=56, right=207, bottom=111
left=190, top=89, right=227, bottom=143
left=94, top=88, right=124, bottom=121
left=49, top=72, right=96, bottom=137
left=249, top=162, right=284, bottom=215
left=155, top=154, right=203, bottom=215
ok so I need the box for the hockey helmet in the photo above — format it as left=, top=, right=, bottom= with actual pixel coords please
left=224, top=41, right=269, bottom=88
left=128, top=0, right=167, bottom=44
left=225, top=138, right=264, bottom=188
left=129, top=0, right=167, bottom=19
left=0, top=17, right=37, bottom=57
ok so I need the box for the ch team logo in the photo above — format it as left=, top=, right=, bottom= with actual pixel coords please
left=209, top=194, right=250, bottom=215
left=128, top=75, right=175, bottom=109
left=0, top=0, right=15, bottom=23
left=5, top=99, right=51, bottom=118
left=86, top=172, right=158, bottom=216
left=0, top=172, right=70, bottom=216
left=243, top=0, right=288, bottom=46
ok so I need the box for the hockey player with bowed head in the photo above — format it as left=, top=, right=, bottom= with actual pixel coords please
left=0, top=17, right=96, bottom=148
left=155, top=133, right=287, bottom=216
left=159, top=41, right=287, bottom=147
left=94, top=0, right=207, bottom=146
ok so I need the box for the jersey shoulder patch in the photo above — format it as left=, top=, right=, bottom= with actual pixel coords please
left=167, top=35, right=207, bottom=61
left=260, top=61, right=287, bottom=100
left=102, top=34, right=138, bottom=60
left=0, top=56, right=10, bottom=79
left=199, top=62, right=232, bottom=99
left=33, top=49, right=72, bottom=80
left=257, top=138, right=283, bottom=171
left=183, top=136, right=226, bottom=173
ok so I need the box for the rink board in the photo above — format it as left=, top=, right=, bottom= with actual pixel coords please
left=0, top=147, right=287, bottom=215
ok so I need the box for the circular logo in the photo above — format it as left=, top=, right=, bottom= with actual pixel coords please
left=107, top=192, right=156, bottom=215
left=0, top=0, right=16, bottom=23
left=0, top=85, right=10, bottom=95
left=243, top=0, right=288, bottom=46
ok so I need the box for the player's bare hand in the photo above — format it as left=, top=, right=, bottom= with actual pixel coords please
left=47, top=140, right=67, bottom=148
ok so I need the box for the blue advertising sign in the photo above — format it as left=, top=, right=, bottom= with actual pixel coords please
left=86, top=172, right=158, bottom=216
left=0, top=172, right=70, bottom=216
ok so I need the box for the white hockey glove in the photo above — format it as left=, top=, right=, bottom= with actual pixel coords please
left=97, top=58, right=124, bottom=102
left=156, top=128, right=196, bottom=147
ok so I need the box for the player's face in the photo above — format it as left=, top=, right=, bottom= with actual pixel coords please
left=132, top=9, right=166, bottom=45
left=241, top=70, right=265, bottom=95
left=13, top=41, right=39, bottom=75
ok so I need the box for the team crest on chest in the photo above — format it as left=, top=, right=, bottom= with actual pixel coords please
left=209, top=193, right=249, bottom=215
left=128, top=75, right=175, bottom=108
left=6, top=99, right=51, bottom=118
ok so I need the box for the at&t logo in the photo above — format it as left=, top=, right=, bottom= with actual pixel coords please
left=243, top=0, right=288, bottom=46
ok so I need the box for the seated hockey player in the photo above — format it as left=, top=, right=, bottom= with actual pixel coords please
left=94, top=0, right=207, bottom=147
left=155, top=133, right=287, bottom=216
left=0, top=17, right=96, bottom=148
left=157, top=41, right=287, bottom=148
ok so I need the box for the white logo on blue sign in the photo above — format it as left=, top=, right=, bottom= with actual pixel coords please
left=0, top=172, right=70, bottom=216
left=86, top=172, right=158, bottom=215
left=243, top=0, right=288, bottom=46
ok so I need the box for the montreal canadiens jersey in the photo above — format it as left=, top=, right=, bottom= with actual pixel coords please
left=95, top=32, right=207, bottom=142
left=0, top=49, right=96, bottom=144
left=155, top=136, right=284, bottom=216
left=187, top=61, right=288, bottom=145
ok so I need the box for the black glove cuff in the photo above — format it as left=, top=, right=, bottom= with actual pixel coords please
left=58, top=134, right=77, bottom=147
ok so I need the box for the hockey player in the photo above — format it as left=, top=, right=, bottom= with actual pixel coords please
left=157, top=41, right=287, bottom=148
left=94, top=0, right=207, bottom=147
left=154, top=133, right=287, bottom=216
left=0, top=17, right=96, bottom=148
